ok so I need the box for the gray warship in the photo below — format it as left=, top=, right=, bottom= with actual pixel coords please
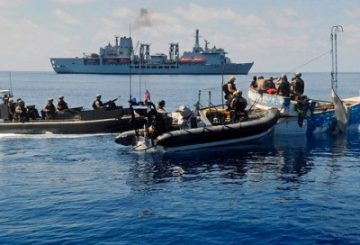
left=50, top=29, right=253, bottom=75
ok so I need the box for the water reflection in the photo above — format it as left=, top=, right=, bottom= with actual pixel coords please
left=125, top=132, right=359, bottom=190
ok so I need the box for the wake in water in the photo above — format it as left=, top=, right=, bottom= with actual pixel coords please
left=0, top=132, right=115, bottom=140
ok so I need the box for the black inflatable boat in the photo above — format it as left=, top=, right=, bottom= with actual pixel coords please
left=115, top=108, right=279, bottom=152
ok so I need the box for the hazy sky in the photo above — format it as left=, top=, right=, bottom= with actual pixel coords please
left=0, top=0, right=359, bottom=72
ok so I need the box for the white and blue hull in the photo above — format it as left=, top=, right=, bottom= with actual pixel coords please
left=248, top=88, right=360, bottom=135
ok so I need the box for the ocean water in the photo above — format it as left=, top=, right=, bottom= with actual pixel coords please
left=0, top=71, right=360, bottom=244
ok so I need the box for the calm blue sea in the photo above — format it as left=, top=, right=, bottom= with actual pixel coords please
left=0, top=71, right=360, bottom=244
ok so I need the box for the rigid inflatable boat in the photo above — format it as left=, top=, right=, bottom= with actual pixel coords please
left=0, top=90, right=144, bottom=134
left=115, top=107, right=279, bottom=152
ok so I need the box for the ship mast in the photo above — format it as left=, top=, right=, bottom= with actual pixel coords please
left=193, top=29, right=201, bottom=53
left=331, top=25, right=343, bottom=91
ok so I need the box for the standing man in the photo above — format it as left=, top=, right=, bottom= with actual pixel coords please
left=223, top=76, right=237, bottom=100
left=291, top=72, right=305, bottom=100
left=277, top=74, right=291, bottom=97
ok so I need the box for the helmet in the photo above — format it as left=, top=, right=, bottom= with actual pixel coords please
left=59, top=96, right=64, bottom=99
left=158, top=100, right=165, bottom=107
left=295, top=72, right=302, bottom=77
left=280, top=73, right=286, bottom=79
left=96, top=94, right=101, bottom=98
left=48, top=98, right=53, bottom=102
left=229, top=76, right=236, bottom=82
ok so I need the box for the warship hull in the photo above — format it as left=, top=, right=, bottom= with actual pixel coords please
left=51, top=58, right=253, bottom=75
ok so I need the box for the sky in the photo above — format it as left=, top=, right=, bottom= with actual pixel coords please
left=0, top=0, right=359, bottom=72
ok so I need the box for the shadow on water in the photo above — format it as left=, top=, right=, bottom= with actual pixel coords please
left=124, top=132, right=360, bottom=187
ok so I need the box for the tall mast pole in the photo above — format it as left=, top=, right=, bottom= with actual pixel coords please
left=331, top=25, right=343, bottom=91
left=129, top=24, right=132, bottom=100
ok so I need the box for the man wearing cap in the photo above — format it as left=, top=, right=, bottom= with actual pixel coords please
left=92, top=94, right=104, bottom=109
left=57, top=96, right=69, bottom=111
left=291, top=72, right=305, bottom=100
left=43, top=98, right=56, bottom=119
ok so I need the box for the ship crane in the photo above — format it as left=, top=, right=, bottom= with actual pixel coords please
left=139, top=43, right=151, bottom=62
left=169, top=43, right=179, bottom=62
left=204, top=40, right=209, bottom=51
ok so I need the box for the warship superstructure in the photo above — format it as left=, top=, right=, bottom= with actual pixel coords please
left=50, top=29, right=253, bottom=75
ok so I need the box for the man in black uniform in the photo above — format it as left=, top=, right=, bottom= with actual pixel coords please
left=277, top=74, right=291, bottom=97
left=7, top=97, right=16, bottom=121
left=230, top=90, right=248, bottom=121
left=92, top=94, right=104, bottom=109
left=43, top=98, right=56, bottom=119
left=57, top=96, right=69, bottom=111
left=291, top=72, right=305, bottom=100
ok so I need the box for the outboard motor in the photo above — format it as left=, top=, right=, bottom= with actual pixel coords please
left=173, top=105, right=194, bottom=129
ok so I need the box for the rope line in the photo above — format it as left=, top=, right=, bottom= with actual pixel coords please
left=289, top=50, right=331, bottom=73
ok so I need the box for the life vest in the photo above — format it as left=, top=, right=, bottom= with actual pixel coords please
left=294, top=78, right=304, bottom=94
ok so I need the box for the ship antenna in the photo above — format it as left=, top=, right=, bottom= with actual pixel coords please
left=9, top=71, right=13, bottom=97
left=221, top=65, right=224, bottom=108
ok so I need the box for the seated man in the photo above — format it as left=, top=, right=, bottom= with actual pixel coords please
left=42, top=98, right=56, bottom=120
left=263, top=77, right=277, bottom=94
left=92, top=94, right=104, bottom=109
left=57, top=96, right=69, bottom=111
left=7, top=97, right=16, bottom=121
left=250, top=76, right=257, bottom=89
left=230, top=90, right=248, bottom=121
left=156, top=100, right=167, bottom=118
left=13, top=99, right=27, bottom=122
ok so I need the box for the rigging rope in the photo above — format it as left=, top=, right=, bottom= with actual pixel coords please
left=289, top=49, right=331, bottom=73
